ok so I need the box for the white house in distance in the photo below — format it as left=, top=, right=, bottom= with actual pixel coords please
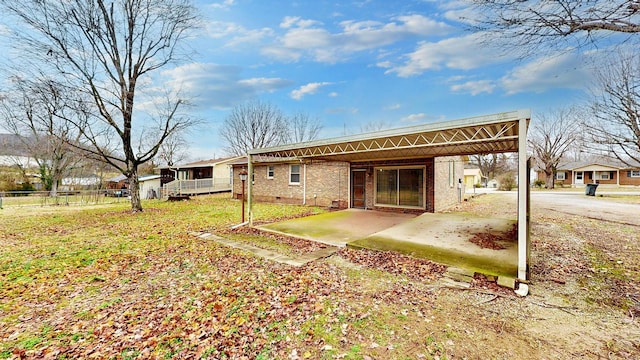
left=158, top=156, right=242, bottom=196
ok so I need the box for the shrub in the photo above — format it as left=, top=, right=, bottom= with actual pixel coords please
left=498, top=172, right=516, bottom=191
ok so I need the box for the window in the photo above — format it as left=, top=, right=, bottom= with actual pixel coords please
left=555, top=172, right=565, bottom=181
left=375, top=167, right=424, bottom=208
left=630, top=170, right=640, bottom=177
left=267, top=166, right=274, bottom=179
left=289, top=164, right=300, bottom=184
left=599, top=172, right=610, bottom=180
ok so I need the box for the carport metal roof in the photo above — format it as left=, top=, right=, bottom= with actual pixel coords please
left=249, top=109, right=529, bottom=162
left=246, top=109, right=532, bottom=292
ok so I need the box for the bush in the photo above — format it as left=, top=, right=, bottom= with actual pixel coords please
left=498, top=172, right=516, bottom=191
left=534, top=179, right=545, bottom=188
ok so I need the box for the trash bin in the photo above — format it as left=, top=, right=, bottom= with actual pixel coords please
left=585, top=183, right=598, bottom=196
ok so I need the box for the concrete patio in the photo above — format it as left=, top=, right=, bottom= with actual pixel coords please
left=257, top=209, right=518, bottom=277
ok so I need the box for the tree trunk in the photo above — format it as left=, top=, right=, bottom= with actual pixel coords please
left=128, top=167, right=143, bottom=212
left=545, top=170, right=555, bottom=189
left=50, top=180, right=58, bottom=197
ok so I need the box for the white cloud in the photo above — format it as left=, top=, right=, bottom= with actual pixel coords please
left=162, top=63, right=292, bottom=109
left=400, top=113, right=428, bottom=123
left=205, top=21, right=273, bottom=47
left=263, top=14, right=452, bottom=63
left=209, top=0, right=236, bottom=10
left=329, top=92, right=339, bottom=97
left=290, top=82, right=333, bottom=100
left=384, top=103, right=401, bottom=110
left=450, top=79, right=496, bottom=95
left=500, top=53, right=593, bottom=94
left=384, top=32, right=508, bottom=77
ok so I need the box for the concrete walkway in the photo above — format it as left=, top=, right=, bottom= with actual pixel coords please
left=190, top=231, right=340, bottom=266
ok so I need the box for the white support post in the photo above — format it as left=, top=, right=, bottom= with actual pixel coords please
left=517, top=115, right=529, bottom=294
left=247, top=155, right=254, bottom=226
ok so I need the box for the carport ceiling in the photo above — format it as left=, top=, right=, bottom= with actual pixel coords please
left=249, top=109, right=531, bottom=162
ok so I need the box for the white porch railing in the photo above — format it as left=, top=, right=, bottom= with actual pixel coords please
left=162, top=178, right=231, bottom=197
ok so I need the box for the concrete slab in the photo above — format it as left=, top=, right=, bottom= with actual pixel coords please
left=260, top=209, right=518, bottom=277
left=350, top=213, right=518, bottom=277
left=257, top=209, right=416, bottom=247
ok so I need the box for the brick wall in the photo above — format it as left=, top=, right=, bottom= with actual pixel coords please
left=233, top=161, right=349, bottom=207
left=620, top=170, right=640, bottom=186
left=433, top=156, right=465, bottom=211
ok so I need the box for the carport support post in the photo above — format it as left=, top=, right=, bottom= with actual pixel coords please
left=517, top=115, right=530, bottom=289
left=247, top=155, right=254, bottom=226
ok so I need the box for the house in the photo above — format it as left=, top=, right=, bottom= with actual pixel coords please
left=232, top=156, right=464, bottom=212
left=60, top=174, right=102, bottom=191
left=463, top=164, right=485, bottom=190
left=237, top=109, right=532, bottom=288
left=158, top=156, right=242, bottom=196
left=542, top=160, right=640, bottom=187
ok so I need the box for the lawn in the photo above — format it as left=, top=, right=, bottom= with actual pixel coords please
left=1, top=193, right=638, bottom=359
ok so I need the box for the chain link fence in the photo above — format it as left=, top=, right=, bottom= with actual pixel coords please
left=0, top=190, right=140, bottom=209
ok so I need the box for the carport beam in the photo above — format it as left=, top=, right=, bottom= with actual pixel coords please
left=248, top=154, right=254, bottom=226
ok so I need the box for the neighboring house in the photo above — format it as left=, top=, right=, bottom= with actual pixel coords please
left=232, top=155, right=465, bottom=213
left=106, top=174, right=128, bottom=190
left=60, top=174, right=102, bottom=191
left=158, top=156, right=242, bottom=196
left=463, top=165, right=485, bottom=190
left=541, top=160, right=640, bottom=187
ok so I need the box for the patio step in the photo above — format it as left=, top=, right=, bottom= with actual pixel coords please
left=440, top=267, right=476, bottom=288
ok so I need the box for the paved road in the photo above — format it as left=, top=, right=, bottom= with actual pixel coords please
left=530, top=192, right=640, bottom=226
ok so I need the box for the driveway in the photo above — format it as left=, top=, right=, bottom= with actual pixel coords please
left=530, top=192, right=640, bottom=226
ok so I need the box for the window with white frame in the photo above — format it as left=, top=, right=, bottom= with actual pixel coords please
left=599, top=172, right=610, bottom=180
left=555, top=172, right=566, bottom=181
left=267, top=165, right=274, bottom=179
left=630, top=170, right=640, bottom=177
left=289, top=164, right=301, bottom=185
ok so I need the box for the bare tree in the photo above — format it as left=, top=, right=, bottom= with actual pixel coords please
left=529, top=107, right=582, bottom=189
left=468, top=0, right=640, bottom=56
left=587, top=51, right=640, bottom=166
left=360, top=120, right=392, bottom=133
left=0, top=78, right=83, bottom=196
left=469, top=153, right=509, bottom=182
left=1, top=0, right=200, bottom=212
left=157, top=132, right=190, bottom=167
left=221, top=100, right=289, bottom=156
left=287, top=112, right=323, bottom=143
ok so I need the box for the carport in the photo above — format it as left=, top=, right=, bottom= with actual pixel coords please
left=246, top=110, right=531, bottom=289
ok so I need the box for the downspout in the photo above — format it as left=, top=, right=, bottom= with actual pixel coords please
left=303, top=162, right=307, bottom=205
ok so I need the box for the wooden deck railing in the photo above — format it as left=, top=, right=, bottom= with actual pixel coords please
left=162, top=178, right=231, bottom=197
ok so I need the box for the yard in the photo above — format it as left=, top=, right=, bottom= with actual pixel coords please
left=0, top=193, right=638, bottom=359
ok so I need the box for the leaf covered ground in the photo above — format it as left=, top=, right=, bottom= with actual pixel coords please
left=1, top=193, right=639, bottom=359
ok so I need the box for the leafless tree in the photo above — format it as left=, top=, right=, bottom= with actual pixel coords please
left=0, top=78, right=83, bottom=196
left=360, top=120, right=392, bottom=133
left=468, top=0, right=640, bottom=56
left=157, top=132, right=190, bottom=167
left=528, top=107, right=583, bottom=189
left=587, top=51, right=640, bottom=166
left=1, top=0, right=200, bottom=211
left=469, top=153, right=510, bottom=182
left=221, top=100, right=289, bottom=156
left=287, top=112, right=323, bottom=143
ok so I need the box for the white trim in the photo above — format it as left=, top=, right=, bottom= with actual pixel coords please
left=267, top=165, right=274, bottom=179
left=630, top=170, right=640, bottom=177
left=289, top=164, right=301, bottom=185
left=373, top=165, right=426, bottom=209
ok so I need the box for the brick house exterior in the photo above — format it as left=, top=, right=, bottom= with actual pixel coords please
left=539, top=160, right=640, bottom=187
left=233, top=155, right=464, bottom=213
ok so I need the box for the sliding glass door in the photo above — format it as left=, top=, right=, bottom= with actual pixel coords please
left=375, top=167, right=424, bottom=208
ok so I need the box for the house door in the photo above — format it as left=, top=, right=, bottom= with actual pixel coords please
left=351, top=170, right=366, bottom=208
left=575, top=171, right=584, bottom=185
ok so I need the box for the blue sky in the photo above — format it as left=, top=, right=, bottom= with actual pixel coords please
left=1, top=0, right=603, bottom=161
left=172, top=0, right=598, bottom=160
